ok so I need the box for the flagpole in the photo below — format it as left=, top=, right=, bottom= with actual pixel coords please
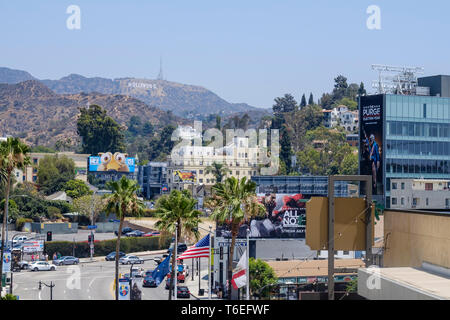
left=208, top=226, right=212, bottom=300
left=246, top=227, right=250, bottom=301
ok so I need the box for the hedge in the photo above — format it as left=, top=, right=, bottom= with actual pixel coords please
left=44, top=236, right=171, bottom=259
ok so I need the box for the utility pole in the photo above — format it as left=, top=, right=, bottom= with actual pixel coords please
left=174, top=222, right=178, bottom=301
left=246, top=227, right=250, bottom=301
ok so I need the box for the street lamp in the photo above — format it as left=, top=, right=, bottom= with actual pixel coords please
left=38, top=280, right=55, bottom=300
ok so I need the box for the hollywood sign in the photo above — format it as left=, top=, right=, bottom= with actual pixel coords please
left=127, top=82, right=157, bottom=90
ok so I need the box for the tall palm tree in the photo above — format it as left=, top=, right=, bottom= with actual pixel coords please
left=206, top=162, right=230, bottom=184
left=0, top=137, right=30, bottom=285
left=208, top=176, right=265, bottom=299
left=104, top=176, right=145, bottom=300
left=154, top=189, right=202, bottom=300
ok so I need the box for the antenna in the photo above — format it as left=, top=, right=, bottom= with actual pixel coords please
left=157, top=57, right=164, bottom=81
left=371, top=64, right=424, bottom=95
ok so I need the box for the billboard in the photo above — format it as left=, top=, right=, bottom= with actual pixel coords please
left=22, top=240, right=44, bottom=253
left=173, top=170, right=196, bottom=183
left=89, top=152, right=135, bottom=173
left=215, top=193, right=307, bottom=239
left=360, top=95, right=384, bottom=195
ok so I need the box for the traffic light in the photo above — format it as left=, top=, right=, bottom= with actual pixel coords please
left=88, top=234, right=94, bottom=244
left=46, top=231, right=52, bottom=242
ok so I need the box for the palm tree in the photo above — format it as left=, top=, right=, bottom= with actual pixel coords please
left=104, top=176, right=145, bottom=300
left=0, top=137, right=30, bottom=285
left=206, top=162, right=230, bottom=184
left=208, top=176, right=265, bottom=299
left=154, top=189, right=202, bottom=300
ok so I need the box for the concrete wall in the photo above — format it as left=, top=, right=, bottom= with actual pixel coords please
left=31, top=223, right=78, bottom=234
left=384, top=210, right=450, bottom=268
left=95, top=222, right=119, bottom=233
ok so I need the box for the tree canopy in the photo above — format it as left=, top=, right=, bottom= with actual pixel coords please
left=37, top=155, right=76, bottom=195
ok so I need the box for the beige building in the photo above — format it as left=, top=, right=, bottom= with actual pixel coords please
left=390, top=178, right=450, bottom=209
left=24, top=152, right=90, bottom=183
left=168, top=136, right=260, bottom=193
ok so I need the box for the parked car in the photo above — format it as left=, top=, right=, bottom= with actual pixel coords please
left=30, top=261, right=57, bottom=272
left=130, top=267, right=144, bottom=278
left=167, top=243, right=188, bottom=254
left=114, top=227, right=134, bottom=236
left=105, top=251, right=126, bottom=261
left=144, top=270, right=153, bottom=277
left=143, top=231, right=160, bottom=237
left=143, top=275, right=157, bottom=287
left=53, top=256, right=79, bottom=266
left=177, top=286, right=191, bottom=298
left=125, top=230, right=145, bottom=237
left=119, top=255, right=144, bottom=265
left=12, top=236, right=29, bottom=245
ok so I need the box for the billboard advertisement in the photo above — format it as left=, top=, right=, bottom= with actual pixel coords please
left=173, top=170, right=196, bottom=183
left=215, top=193, right=307, bottom=239
left=89, top=152, right=136, bottom=173
left=360, top=95, right=384, bottom=195
left=22, top=240, right=44, bottom=253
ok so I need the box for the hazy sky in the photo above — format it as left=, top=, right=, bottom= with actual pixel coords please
left=1, top=0, right=450, bottom=108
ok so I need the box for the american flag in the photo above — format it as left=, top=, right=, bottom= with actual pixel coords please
left=177, top=234, right=210, bottom=260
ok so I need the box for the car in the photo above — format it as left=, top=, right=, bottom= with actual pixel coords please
left=119, top=255, right=144, bottom=265
left=30, top=261, right=57, bottom=271
left=130, top=267, right=144, bottom=278
left=167, top=243, right=188, bottom=254
left=53, top=256, right=79, bottom=266
left=105, top=251, right=126, bottom=261
left=177, top=286, right=191, bottom=298
left=125, top=230, right=145, bottom=237
left=13, top=236, right=29, bottom=244
left=144, top=270, right=153, bottom=277
left=143, top=231, right=160, bottom=237
left=114, top=227, right=134, bottom=236
left=142, top=275, right=157, bottom=287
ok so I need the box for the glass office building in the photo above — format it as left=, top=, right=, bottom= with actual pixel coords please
left=360, top=91, right=450, bottom=207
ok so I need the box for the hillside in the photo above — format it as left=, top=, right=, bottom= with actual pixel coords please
left=0, top=67, right=262, bottom=118
left=0, top=80, right=186, bottom=147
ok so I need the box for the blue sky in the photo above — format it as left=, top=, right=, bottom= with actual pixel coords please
left=1, top=0, right=450, bottom=108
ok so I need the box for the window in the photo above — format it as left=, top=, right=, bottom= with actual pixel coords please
left=412, top=198, right=419, bottom=207
left=446, top=199, right=450, bottom=207
left=401, top=183, right=405, bottom=190
left=426, top=198, right=429, bottom=206
left=199, top=170, right=203, bottom=174
left=425, top=183, right=433, bottom=191
left=392, top=198, right=397, bottom=205
left=401, top=198, right=405, bottom=206
left=392, top=183, right=397, bottom=190
left=199, top=179, right=203, bottom=183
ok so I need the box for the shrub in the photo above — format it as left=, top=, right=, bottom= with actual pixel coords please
left=16, top=217, right=33, bottom=231
left=44, top=236, right=170, bottom=258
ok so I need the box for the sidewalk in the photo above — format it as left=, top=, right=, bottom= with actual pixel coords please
left=184, top=266, right=219, bottom=300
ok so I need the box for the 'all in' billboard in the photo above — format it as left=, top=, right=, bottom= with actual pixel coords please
left=359, top=95, right=383, bottom=196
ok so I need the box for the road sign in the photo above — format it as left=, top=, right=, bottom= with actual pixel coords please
left=113, top=220, right=120, bottom=223
left=2, top=250, right=11, bottom=273
left=87, top=225, right=98, bottom=230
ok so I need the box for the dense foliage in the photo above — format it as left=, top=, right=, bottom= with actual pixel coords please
left=37, top=155, right=76, bottom=195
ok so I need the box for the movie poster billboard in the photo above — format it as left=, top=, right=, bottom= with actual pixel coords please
left=88, top=152, right=136, bottom=173
left=173, top=170, right=196, bottom=183
left=359, top=95, right=383, bottom=195
left=215, top=193, right=307, bottom=239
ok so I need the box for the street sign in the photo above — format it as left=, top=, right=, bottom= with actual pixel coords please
left=87, top=225, right=98, bottom=230
left=118, top=278, right=130, bottom=300
left=113, top=219, right=120, bottom=223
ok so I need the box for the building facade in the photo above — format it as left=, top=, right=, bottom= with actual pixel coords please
left=359, top=76, right=450, bottom=207
left=389, top=178, right=450, bottom=209
left=137, top=162, right=168, bottom=200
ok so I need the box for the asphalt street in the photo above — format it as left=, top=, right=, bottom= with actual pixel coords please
left=11, top=254, right=207, bottom=300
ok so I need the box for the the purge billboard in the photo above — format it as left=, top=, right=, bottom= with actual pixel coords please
left=89, top=152, right=136, bottom=173
left=215, top=193, right=307, bottom=239
left=359, top=95, right=383, bottom=195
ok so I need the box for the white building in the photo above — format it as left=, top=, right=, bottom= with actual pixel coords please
left=323, top=105, right=358, bottom=133
left=390, top=178, right=450, bottom=209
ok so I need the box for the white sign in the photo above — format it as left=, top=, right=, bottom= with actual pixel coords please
left=2, top=251, right=11, bottom=273
left=118, top=278, right=130, bottom=300
left=22, top=240, right=44, bottom=253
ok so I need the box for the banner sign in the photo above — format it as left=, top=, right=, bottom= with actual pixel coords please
left=215, top=193, right=307, bottom=239
left=173, top=170, right=196, bottom=183
left=89, top=153, right=135, bottom=173
left=22, top=240, right=44, bottom=253
left=118, top=278, right=130, bottom=300
left=360, top=95, right=384, bottom=195
left=2, top=251, right=11, bottom=273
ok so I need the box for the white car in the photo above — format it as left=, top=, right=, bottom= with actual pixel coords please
left=119, top=255, right=144, bottom=265
left=30, top=261, right=57, bottom=272
left=13, top=236, right=29, bottom=244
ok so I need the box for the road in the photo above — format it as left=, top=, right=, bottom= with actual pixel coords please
left=11, top=254, right=208, bottom=300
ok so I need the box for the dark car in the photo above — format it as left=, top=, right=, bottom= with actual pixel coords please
left=177, top=286, right=191, bottom=298
left=105, top=251, right=126, bottom=261
left=53, top=256, right=79, bottom=266
left=142, top=275, right=157, bottom=287
left=167, top=243, right=188, bottom=254
left=115, top=227, right=133, bottom=236
left=125, top=230, right=145, bottom=237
